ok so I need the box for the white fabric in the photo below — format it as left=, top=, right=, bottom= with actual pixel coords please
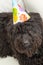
left=0, top=56, right=19, bottom=65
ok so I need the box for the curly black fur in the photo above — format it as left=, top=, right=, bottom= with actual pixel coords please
left=0, top=13, right=13, bottom=57
left=0, top=13, right=43, bottom=65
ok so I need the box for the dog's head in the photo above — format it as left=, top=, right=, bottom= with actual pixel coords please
left=6, top=13, right=42, bottom=57
left=8, top=13, right=42, bottom=57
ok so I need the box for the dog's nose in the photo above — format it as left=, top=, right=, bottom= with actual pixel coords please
left=23, top=40, right=30, bottom=47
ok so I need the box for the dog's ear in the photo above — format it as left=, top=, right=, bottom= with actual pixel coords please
left=0, top=13, right=7, bottom=21
left=29, top=13, right=42, bottom=23
left=29, top=13, right=42, bottom=20
left=29, top=13, right=43, bottom=36
left=0, top=13, right=13, bottom=25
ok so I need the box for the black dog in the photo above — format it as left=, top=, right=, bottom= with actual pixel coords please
left=0, top=13, right=43, bottom=65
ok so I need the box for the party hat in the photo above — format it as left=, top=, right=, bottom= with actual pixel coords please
left=13, top=0, right=30, bottom=24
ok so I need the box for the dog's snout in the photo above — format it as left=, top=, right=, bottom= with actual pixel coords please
left=23, top=34, right=30, bottom=47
